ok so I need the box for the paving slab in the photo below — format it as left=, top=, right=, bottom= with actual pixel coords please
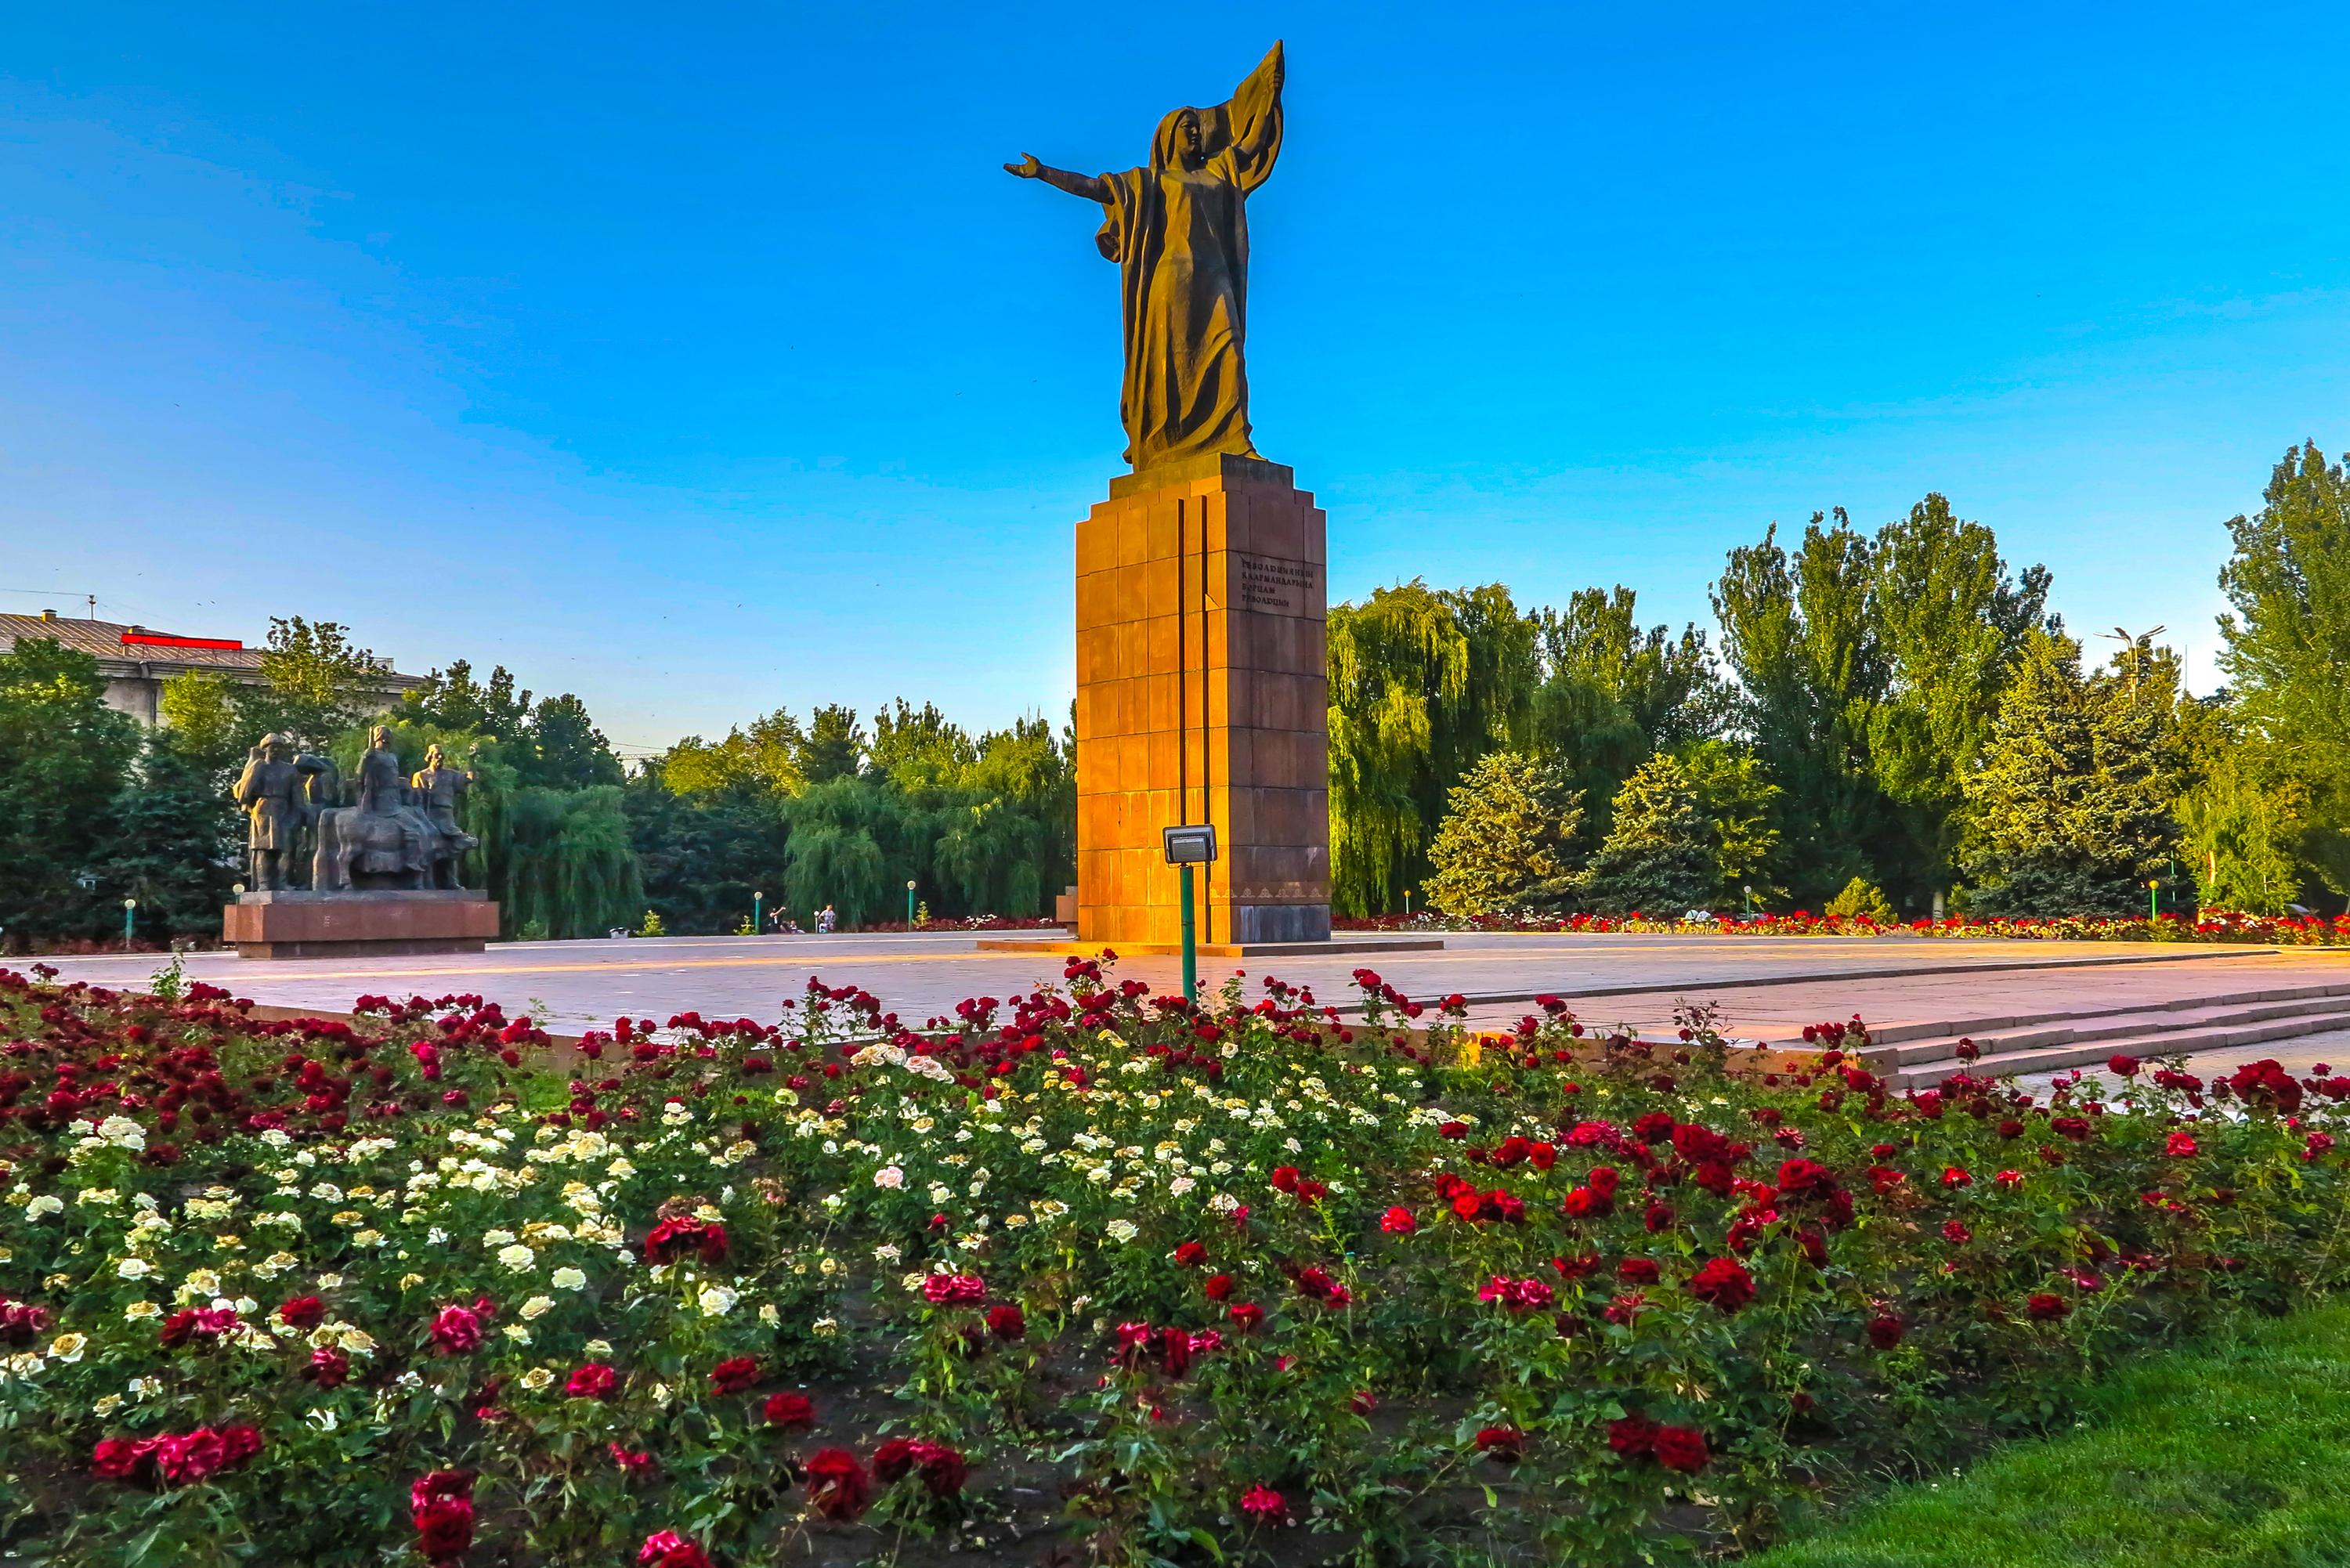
left=28, top=934, right=2350, bottom=1063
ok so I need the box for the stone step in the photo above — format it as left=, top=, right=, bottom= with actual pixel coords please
left=1884, top=1007, right=2350, bottom=1091
left=1856, top=993, right=2350, bottom=1068
left=1842, top=981, right=2350, bottom=1049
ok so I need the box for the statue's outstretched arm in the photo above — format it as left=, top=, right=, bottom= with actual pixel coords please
left=1004, top=153, right=1110, bottom=204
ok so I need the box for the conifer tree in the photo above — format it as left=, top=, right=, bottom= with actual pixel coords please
left=1576, top=753, right=1718, bottom=916
left=1423, top=751, right=1582, bottom=916
left=1961, top=630, right=2183, bottom=914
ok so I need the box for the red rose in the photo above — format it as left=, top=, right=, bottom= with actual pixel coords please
left=1202, top=1273, right=1235, bottom=1300
left=873, top=1436, right=917, bottom=1483
left=92, top=1436, right=146, bottom=1479
left=610, top=1443, right=656, bottom=1474
left=566, top=1362, right=618, bottom=1400
left=805, top=1447, right=871, bottom=1520
left=1654, top=1425, right=1709, bottom=1472
left=638, top=1529, right=713, bottom=1568
left=277, top=1295, right=327, bottom=1329
left=1473, top=1424, right=1524, bottom=1461
left=2026, top=1292, right=2071, bottom=1321
left=1173, top=1241, right=1208, bottom=1267
left=1687, top=1256, right=1755, bottom=1313
left=922, top=1273, right=986, bottom=1306
left=1616, top=1257, right=1660, bottom=1285
left=1607, top=1414, right=1659, bottom=1458
left=429, top=1303, right=484, bottom=1355
left=764, top=1391, right=816, bottom=1432
left=414, top=1494, right=475, bottom=1561
left=1238, top=1482, right=1288, bottom=1521
left=986, top=1304, right=1026, bottom=1341
left=1379, top=1205, right=1417, bottom=1234
left=709, top=1356, right=761, bottom=1394
left=1866, top=1312, right=1906, bottom=1349
left=302, top=1347, right=351, bottom=1389
left=1229, top=1302, right=1265, bottom=1331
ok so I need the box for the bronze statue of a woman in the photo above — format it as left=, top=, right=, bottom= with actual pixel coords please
left=1006, top=42, right=1284, bottom=472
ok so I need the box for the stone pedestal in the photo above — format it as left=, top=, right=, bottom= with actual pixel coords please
left=222, top=890, right=500, bottom=959
left=1075, top=452, right=1331, bottom=946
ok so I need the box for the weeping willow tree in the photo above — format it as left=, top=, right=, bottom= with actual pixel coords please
left=1326, top=580, right=1537, bottom=915
left=327, top=721, right=642, bottom=939
left=935, top=797, right=1043, bottom=918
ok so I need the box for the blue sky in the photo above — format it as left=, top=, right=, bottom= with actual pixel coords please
left=5, top=3, right=2347, bottom=755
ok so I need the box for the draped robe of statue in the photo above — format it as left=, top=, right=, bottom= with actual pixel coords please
left=1092, top=45, right=1283, bottom=470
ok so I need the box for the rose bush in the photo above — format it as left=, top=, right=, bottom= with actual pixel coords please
left=1339, top=908, right=2350, bottom=945
left=2, top=959, right=2348, bottom=1564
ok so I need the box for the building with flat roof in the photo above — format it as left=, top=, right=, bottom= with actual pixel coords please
left=0, top=609, right=422, bottom=725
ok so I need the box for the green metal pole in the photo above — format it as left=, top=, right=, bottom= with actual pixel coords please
left=1179, top=862, right=1198, bottom=1003
left=908, top=885, right=916, bottom=926
left=122, top=902, right=134, bottom=948
left=753, top=891, right=762, bottom=934
left=2149, top=881, right=2160, bottom=922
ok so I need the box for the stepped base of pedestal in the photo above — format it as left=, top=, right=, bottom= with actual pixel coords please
left=976, top=937, right=1444, bottom=958
left=223, top=891, right=500, bottom=959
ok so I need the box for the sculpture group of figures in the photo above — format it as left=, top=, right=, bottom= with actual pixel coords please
left=232, top=728, right=477, bottom=894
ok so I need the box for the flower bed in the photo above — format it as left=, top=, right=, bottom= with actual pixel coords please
left=2, top=963, right=2347, bottom=1565
left=1337, top=908, right=2350, bottom=944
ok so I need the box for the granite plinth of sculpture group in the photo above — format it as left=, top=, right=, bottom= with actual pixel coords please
left=1003, top=45, right=1432, bottom=955
left=223, top=730, right=498, bottom=958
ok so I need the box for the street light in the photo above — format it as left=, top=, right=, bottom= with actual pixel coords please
left=1162, top=824, right=1217, bottom=1003
left=906, top=879, right=918, bottom=927
left=2149, top=879, right=2160, bottom=923
left=752, top=889, right=764, bottom=935
left=1742, top=883, right=1753, bottom=919
left=121, top=897, right=137, bottom=949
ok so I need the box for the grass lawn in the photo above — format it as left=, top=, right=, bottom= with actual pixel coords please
left=1750, top=1299, right=2350, bottom=1568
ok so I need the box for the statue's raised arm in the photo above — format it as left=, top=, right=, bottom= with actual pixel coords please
left=1006, top=42, right=1287, bottom=471
left=1003, top=153, right=1111, bottom=204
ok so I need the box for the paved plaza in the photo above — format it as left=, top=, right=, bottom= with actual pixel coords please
left=34, top=932, right=2350, bottom=1083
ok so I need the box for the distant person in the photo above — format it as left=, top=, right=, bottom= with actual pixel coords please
left=818, top=904, right=837, bottom=934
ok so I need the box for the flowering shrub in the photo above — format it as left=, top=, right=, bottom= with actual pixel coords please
left=2, top=960, right=2348, bottom=1564
left=1339, top=908, right=2350, bottom=945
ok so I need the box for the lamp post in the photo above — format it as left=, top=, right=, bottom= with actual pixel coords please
left=752, top=890, right=763, bottom=935
left=1742, top=883, right=1753, bottom=919
left=1162, top=825, right=1218, bottom=1003
left=906, top=879, right=918, bottom=927
left=2149, top=879, right=2160, bottom=923
left=1403, top=888, right=1413, bottom=919
left=121, top=897, right=137, bottom=950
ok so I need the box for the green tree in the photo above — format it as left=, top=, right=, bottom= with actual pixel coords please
left=1680, top=739, right=1783, bottom=908
left=1712, top=512, right=1889, bottom=905
left=2173, top=699, right=2305, bottom=914
left=155, top=670, right=252, bottom=780
left=523, top=693, right=624, bottom=790
left=401, top=659, right=530, bottom=746
left=2216, top=441, right=2350, bottom=895
left=1327, top=580, right=1537, bottom=914
left=1961, top=630, right=2185, bottom=914
left=1575, top=753, right=1719, bottom=916
left=1528, top=586, right=1722, bottom=847
left=1866, top=494, right=2055, bottom=904
left=1422, top=750, right=1583, bottom=916
left=800, top=704, right=867, bottom=784
left=1824, top=876, right=1896, bottom=921
left=662, top=710, right=808, bottom=798
left=0, top=638, right=141, bottom=943
left=237, top=617, right=390, bottom=750
left=870, top=699, right=977, bottom=794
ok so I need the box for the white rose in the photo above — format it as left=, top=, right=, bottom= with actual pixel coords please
left=551, top=1267, right=588, bottom=1292
left=116, top=1258, right=153, bottom=1281
left=519, top=1295, right=555, bottom=1321
left=497, top=1244, right=536, bottom=1270
left=1104, top=1219, right=1139, bottom=1244
left=873, top=1165, right=904, bottom=1190
left=696, top=1284, right=739, bottom=1317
